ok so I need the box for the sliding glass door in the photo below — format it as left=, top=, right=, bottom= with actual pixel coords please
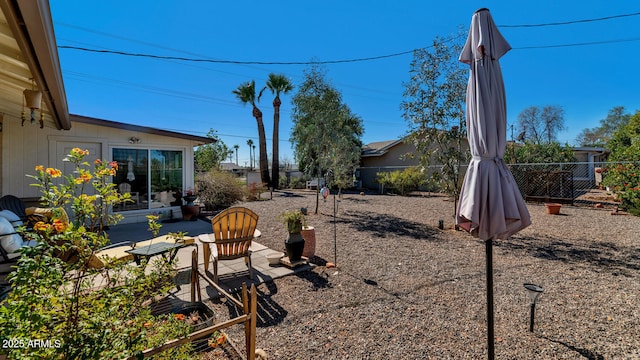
left=113, top=148, right=183, bottom=212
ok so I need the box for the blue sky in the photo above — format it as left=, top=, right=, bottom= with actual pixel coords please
left=50, top=1, right=639, bottom=167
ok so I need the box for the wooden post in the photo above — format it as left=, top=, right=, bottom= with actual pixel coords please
left=191, top=250, right=197, bottom=302
left=248, top=284, right=257, bottom=360
left=242, top=283, right=251, bottom=359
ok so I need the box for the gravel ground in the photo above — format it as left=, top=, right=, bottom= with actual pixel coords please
left=204, top=190, right=640, bottom=359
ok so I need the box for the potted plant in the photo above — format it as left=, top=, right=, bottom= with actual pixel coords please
left=278, top=209, right=306, bottom=261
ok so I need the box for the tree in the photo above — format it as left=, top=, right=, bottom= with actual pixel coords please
left=602, top=110, right=640, bottom=215
left=576, top=106, right=632, bottom=147
left=265, top=73, right=294, bottom=189
left=233, top=80, right=270, bottom=186
left=503, top=141, right=575, bottom=164
left=233, top=144, right=239, bottom=165
left=246, top=139, right=254, bottom=170
left=401, top=34, right=467, bottom=206
left=291, top=64, right=363, bottom=213
left=194, top=129, right=228, bottom=172
left=517, top=105, right=565, bottom=144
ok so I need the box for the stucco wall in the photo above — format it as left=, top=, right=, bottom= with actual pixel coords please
left=1, top=119, right=198, bottom=223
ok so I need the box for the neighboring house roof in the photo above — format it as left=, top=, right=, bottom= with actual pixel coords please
left=572, top=146, right=608, bottom=153
left=219, top=162, right=242, bottom=171
left=71, top=114, right=215, bottom=145
left=0, top=0, right=70, bottom=130
left=361, top=140, right=404, bottom=157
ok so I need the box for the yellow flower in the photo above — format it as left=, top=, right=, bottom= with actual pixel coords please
left=46, top=168, right=62, bottom=178
left=33, top=221, right=50, bottom=232
left=35, top=165, right=44, bottom=172
left=52, top=219, right=67, bottom=232
left=71, top=148, right=89, bottom=156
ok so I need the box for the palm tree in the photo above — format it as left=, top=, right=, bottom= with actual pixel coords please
left=246, top=139, right=254, bottom=170
left=233, top=81, right=270, bottom=186
left=265, top=74, right=294, bottom=189
left=233, top=144, right=239, bottom=165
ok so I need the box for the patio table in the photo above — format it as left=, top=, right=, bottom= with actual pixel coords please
left=126, top=241, right=193, bottom=266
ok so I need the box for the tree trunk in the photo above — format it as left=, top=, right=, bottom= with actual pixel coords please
left=272, top=97, right=281, bottom=189
left=253, top=106, right=271, bottom=186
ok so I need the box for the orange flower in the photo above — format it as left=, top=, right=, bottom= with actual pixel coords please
left=71, top=148, right=89, bottom=156
left=33, top=222, right=50, bottom=232
left=46, top=168, right=62, bottom=178
left=109, top=161, right=118, bottom=170
left=94, top=159, right=102, bottom=165
left=80, top=173, right=92, bottom=183
left=52, top=219, right=67, bottom=232
left=143, top=321, right=152, bottom=328
left=35, top=165, right=44, bottom=172
left=174, top=314, right=186, bottom=321
left=208, top=332, right=226, bottom=348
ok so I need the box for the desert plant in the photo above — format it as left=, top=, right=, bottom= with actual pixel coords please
left=278, top=209, right=306, bottom=233
left=0, top=148, right=191, bottom=359
left=376, top=167, right=426, bottom=195
left=196, top=169, right=246, bottom=210
left=246, top=182, right=267, bottom=201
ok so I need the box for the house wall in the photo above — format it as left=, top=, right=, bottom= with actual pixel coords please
left=1, top=119, right=199, bottom=224
left=359, top=140, right=470, bottom=190
left=361, top=142, right=420, bottom=168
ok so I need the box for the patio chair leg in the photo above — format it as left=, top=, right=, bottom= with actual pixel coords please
left=213, top=257, right=218, bottom=284
left=246, top=256, right=253, bottom=279
left=203, top=244, right=210, bottom=272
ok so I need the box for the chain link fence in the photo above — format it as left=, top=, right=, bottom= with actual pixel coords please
left=357, top=161, right=627, bottom=207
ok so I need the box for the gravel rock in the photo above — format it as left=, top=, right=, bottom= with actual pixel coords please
left=207, top=191, right=640, bottom=359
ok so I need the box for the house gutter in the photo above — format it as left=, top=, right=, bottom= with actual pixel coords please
left=0, top=0, right=70, bottom=130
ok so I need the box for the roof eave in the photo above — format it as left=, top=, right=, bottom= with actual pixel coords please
left=70, top=114, right=215, bottom=145
left=1, top=0, right=70, bottom=130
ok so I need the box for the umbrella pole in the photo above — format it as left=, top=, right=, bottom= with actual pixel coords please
left=486, top=238, right=495, bottom=360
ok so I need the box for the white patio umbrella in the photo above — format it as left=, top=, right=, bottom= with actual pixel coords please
left=456, top=8, right=532, bottom=359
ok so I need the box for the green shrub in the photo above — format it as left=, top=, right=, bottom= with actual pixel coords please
left=0, top=148, right=191, bottom=359
left=196, top=170, right=246, bottom=209
left=602, top=164, right=640, bottom=215
left=278, top=176, right=289, bottom=189
left=289, top=177, right=306, bottom=189
left=376, top=167, right=426, bottom=195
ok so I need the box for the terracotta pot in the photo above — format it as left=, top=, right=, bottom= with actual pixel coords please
left=545, top=203, right=562, bottom=215
left=301, top=226, right=316, bottom=258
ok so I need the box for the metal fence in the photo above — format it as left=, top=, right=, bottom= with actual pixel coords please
left=357, top=161, right=629, bottom=207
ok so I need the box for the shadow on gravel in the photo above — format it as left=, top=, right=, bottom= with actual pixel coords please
left=294, top=269, right=332, bottom=291
left=497, top=235, right=640, bottom=276
left=540, top=336, right=604, bottom=360
left=338, top=210, right=439, bottom=240
left=221, top=281, right=288, bottom=328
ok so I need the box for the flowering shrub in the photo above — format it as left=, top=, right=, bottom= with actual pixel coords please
left=602, top=163, right=640, bottom=215
left=0, top=148, right=192, bottom=359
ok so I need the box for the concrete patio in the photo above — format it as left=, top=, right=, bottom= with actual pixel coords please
left=106, top=218, right=313, bottom=299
